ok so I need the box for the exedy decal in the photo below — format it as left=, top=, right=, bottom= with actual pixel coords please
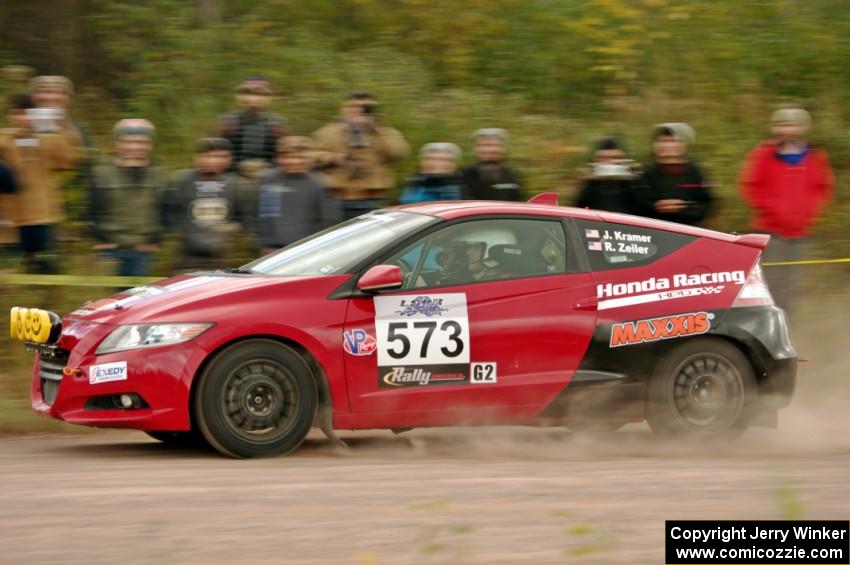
left=609, top=311, right=713, bottom=347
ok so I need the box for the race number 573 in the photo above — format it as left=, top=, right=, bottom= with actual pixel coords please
left=386, top=321, right=464, bottom=360
left=375, top=293, right=471, bottom=366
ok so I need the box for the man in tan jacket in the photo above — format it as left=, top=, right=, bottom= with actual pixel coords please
left=312, top=92, right=409, bottom=220
left=0, top=93, right=80, bottom=273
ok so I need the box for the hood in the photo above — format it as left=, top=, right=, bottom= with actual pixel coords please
left=64, top=273, right=351, bottom=325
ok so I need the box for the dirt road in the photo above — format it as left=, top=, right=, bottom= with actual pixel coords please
left=1, top=422, right=848, bottom=564
left=3, top=298, right=849, bottom=564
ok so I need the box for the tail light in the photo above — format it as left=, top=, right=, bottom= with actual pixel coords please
left=732, top=263, right=774, bottom=307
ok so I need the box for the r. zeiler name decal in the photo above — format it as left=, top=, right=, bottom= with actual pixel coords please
left=610, top=312, right=713, bottom=347
left=603, top=229, right=653, bottom=255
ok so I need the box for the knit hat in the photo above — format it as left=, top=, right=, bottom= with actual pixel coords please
left=30, top=75, right=74, bottom=96
left=472, top=128, right=509, bottom=146
left=419, top=142, right=462, bottom=161
left=235, top=77, right=272, bottom=95
left=594, top=135, right=624, bottom=152
left=653, top=122, right=695, bottom=145
left=2, top=65, right=34, bottom=85
left=770, top=108, right=812, bottom=131
left=194, top=137, right=232, bottom=153
left=113, top=118, right=156, bottom=139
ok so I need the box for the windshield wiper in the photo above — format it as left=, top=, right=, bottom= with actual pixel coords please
left=220, top=267, right=257, bottom=274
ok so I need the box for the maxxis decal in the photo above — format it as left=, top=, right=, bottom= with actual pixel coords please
left=609, top=311, right=713, bottom=348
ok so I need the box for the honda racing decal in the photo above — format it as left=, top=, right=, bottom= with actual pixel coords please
left=596, top=270, right=745, bottom=310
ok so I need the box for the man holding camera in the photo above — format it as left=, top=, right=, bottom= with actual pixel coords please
left=636, top=123, right=713, bottom=226
left=30, top=75, right=97, bottom=223
left=574, top=136, right=644, bottom=214
left=0, top=93, right=80, bottom=273
left=312, top=92, right=409, bottom=220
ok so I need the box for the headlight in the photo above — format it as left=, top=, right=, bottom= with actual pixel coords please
left=96, top=323, right=214, bottom=355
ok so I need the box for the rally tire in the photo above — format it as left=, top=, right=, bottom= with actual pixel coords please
left=646, top=338, right=755, bottom=438
left=194, top=340, right=317, bottom=458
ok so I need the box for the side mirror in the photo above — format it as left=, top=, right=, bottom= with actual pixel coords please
left=357, top=265, right=403, bottom=292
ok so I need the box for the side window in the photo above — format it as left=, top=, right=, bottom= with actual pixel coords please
left=575, top=219, right=695, bottom=271
left=385, top=219, right=568, bottom=289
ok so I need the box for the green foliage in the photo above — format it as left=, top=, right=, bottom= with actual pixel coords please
left=0, top=0, right=848, bottom=245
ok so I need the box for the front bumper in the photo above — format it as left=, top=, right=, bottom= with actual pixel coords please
left=30, top=322, right=208, bottom=431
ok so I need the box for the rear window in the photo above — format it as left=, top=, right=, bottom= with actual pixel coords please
left=575, top=220, right=694, bottom=271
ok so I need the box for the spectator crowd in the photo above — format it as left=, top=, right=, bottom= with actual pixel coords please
left=0, top=74, right=835, bottom=316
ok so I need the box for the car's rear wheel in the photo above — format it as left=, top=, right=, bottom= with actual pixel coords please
left=646, top=338, right=755, bottom=438
left=194, top=340, right=317, bottom=458
left=144, top=430, right=207, bottom=448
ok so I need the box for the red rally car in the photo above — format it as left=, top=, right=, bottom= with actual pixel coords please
left=11, top=197, right=797, bottom=457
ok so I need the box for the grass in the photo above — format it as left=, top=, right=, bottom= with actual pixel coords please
left=774, top=477, right=806, bottom=520
left=0, top=394, right=78, bottom=434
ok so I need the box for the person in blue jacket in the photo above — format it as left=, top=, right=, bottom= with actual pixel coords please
left=399, top=142, right=469, bottom=204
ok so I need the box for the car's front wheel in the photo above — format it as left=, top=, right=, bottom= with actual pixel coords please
left=194, top=339, right=317, bottom=458
left=646, top=338, right=755, bottom=438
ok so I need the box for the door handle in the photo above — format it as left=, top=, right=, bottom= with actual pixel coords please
left=574, top=296, right=598, bottom=311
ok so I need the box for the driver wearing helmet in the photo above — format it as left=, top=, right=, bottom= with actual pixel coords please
left=434, top=239, right=492, bottom=285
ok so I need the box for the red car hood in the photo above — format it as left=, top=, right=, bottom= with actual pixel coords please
left=63, top=273, right=350, bottom=325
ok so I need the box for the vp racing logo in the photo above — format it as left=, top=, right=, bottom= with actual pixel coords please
left=395, top=296, right=448, bottom=318
left=609, top=311, right=713, bottom=347
left=343, top=329, right=376, bottom=356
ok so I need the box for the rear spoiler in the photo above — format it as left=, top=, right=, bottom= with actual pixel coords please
left=736, top=233, right=771, bottom=250
left=527, top=192, right=560, bottom=206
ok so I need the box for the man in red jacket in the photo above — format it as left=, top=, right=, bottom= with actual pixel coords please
left=739, top=108, right=833, bottom=317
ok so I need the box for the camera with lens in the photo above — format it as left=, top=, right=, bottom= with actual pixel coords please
left=591, top=161, right=635, bottom=180
left=25, top=107, right=64, bottom=133
left=348, top=128, right=370, bottom=149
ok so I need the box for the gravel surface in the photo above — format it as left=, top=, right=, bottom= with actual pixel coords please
left=1, top=420, right=848, bottom=564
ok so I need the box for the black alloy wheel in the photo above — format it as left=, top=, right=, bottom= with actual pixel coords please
left=195, top=340, right=317, bottom=458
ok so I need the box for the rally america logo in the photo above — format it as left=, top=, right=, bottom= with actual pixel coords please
left=381, top=366, right=467, bottom=387
left=609, top=311, right=713, bottom=347
left=343, top=329, right=377, bottom=356
left=395, top=296, right=448, bottom=318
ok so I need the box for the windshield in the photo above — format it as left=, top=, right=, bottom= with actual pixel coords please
left=244, top=211, right=438, bottom=276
